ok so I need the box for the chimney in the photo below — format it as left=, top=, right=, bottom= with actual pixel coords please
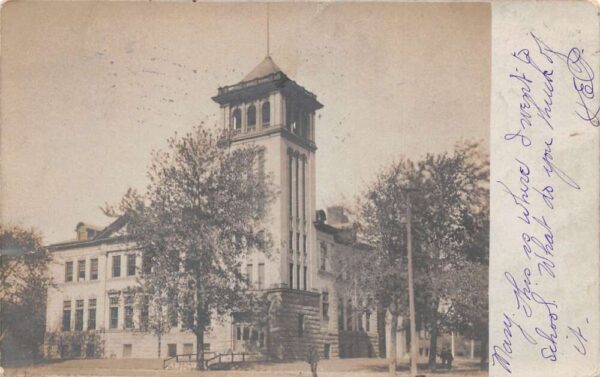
left=326, top=206, right=350, bottom=228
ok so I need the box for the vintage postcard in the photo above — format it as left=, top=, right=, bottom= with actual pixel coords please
left=0, top=2, right=597, bottom=377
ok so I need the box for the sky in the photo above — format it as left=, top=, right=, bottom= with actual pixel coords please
left=1, top=2, right=490, bottom=244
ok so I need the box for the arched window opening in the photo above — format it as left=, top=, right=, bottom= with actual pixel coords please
left=247, top=105, right=256, bottom=129
left=261, top=101, right=270, bottom=126
left=231, top=108, right=242, bottom=131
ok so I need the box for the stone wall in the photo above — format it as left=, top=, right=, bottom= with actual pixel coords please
left=267, top=288, right=321, bottom=360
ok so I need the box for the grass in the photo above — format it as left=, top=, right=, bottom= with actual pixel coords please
left=5, top=357, right=487, bottom=377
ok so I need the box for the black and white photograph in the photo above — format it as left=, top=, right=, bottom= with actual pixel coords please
left=2, top=2, right=539, bottom=376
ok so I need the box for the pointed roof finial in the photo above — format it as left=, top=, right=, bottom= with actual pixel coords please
left=266, top=3, right=270, bottom=57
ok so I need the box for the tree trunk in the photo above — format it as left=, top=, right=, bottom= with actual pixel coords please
left=388, top=313, right=397, bottom=376
left=196, top=328, right=205, bottom=370
left=428, top=314, right=438, bottom=371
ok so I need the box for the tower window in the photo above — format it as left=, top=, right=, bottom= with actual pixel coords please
left=231, top=108, right=242, bottom=131
left=247, top=105, right=256, bottom=128
left=261, top=101, right=270, bottom=126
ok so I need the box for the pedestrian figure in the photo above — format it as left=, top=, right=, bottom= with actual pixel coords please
left=438, top=348, right=448, bottom=368
left=446, top=349, right=454, bottom=370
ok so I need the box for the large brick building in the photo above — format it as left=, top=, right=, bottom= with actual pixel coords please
left=45, top=57, right=380, bottom=361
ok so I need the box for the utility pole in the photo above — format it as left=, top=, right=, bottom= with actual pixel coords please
left=406, top=190, right=418, bottom=377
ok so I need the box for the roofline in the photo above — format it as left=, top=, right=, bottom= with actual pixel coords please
left=48, top=235, right=130, bottom=252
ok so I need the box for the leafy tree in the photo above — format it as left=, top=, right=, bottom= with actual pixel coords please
left=358, top=141, right=488, bottom=373
left=359, top=164, right=413, bottom=376
left=0, top=226, right=51, bottom=365
left=106, top=126, right=275, bottom=369
left=409, top=141, right=488, bottom=370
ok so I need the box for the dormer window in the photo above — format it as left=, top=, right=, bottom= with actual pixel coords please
left=247, top=105, right=256, bottom=129
left=231, top=108, right=242, bottom=131
left=261, top=101, right=270, bottom=126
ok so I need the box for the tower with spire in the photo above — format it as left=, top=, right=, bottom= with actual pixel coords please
left=212, top=57, right=323, bottom=357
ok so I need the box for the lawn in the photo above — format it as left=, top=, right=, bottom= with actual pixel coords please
left=5, top=357, right=487, bottom=377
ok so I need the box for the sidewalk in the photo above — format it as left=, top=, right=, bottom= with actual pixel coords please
left=5, top=357, right=487, bottom=377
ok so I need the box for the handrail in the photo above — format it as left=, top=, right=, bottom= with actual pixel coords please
left=162, top=351, right=216, bottom=369
left=205, top=351, right=265, bottom=369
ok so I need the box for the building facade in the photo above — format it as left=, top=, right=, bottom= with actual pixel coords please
left=45, top=57, right=379, bottom=361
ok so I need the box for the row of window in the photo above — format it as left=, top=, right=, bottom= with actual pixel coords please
left=288, top=263, right=308, bottom=291
left=64, top=254, right=148, bottom=283
left=287, top=150, right=307, bottom=223
left=288, top=231, right=308, bottom=255
left=231, top=101, right=270, bottom=131
left=64, top=259, right=99, bottom=282
left=62, top=299, right=96, bottom=331
left=235, top=324, right=265, bottom=347
left=62, top=294, right=149, bottom=332
left=337, top=299, right=372, bottom=333
left=245, top=263, right=265, bottom=289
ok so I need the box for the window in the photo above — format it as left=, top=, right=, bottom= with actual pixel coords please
left=75, top=300, right=84, bottom=331
left=112, top=255, right=121, bottom=278
left=246, top=264, right=253, bottom=287
left=296, top=265, right=300, bottom=290
left=358, top=313, right=364, bottom=331
left=288, top=153, right=293, bottom=216
left=257, top=263, right=265, bottom=290
left=338, top=299, right=344, bottom=331
left=77, top=260, right=86, bottom=281
left=302, top=158, right=306, bottom=221
left=247, top=105, right=256, bottom=128
left=295, top=157, right=299, bottom=218
left=168, top=344, right=177, bottom=357
left=72, top=342, right=82, bottom=357
left=296, top=233, right=300, bottom=255
left=289, top=263, right=294, bottom=288
left=320, top=242, right=328, bottom=271
left=303, top=266, right=307, bottom=290
left=65, top=261, right=73, bottom=282
left=346, top=300, right=353, bottom=331
left=88, top=299, right=96, bottom=330
left=123, top=344, right=132, bottom=358
left=90, top=259, right=98, bottom=280
left=366, top=311, right=371, bottom=332
left=86, top=343, right=96, bottom=357
left=298, top=314, right=305, bottom=337
left=303, top=235, right=307, bottom=255
left=322, top=290, right=329, bottom=320
left=236, top=326, right=242, bottom=340
left=243, top=326, right=250, bottom=340
left=142, top=254, right=152, bottom=275
left=289, top=231, right=293, bottom=253
left=183, top=343, right=193, bottom=355
left=204, top=343, right=211, bottom=351
left=231, top=108, right=242, bottom=130
left=261, top=101, right=270, bottom=126
left=109, top=295, right=119, bottom=329
left=124, top=295, right=134, bottom=329
left=62, top=301, right=71, bottom=331
left=127, top=254, right=136, bottom=276
left=140, top=296, right=149, bottom=331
